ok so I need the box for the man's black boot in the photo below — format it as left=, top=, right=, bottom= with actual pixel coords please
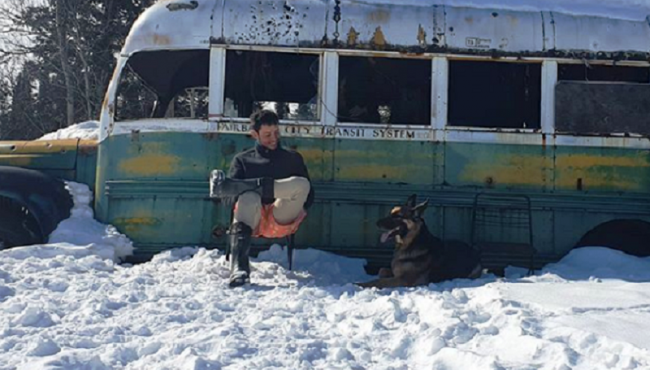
left=228, top=222, right=253, bottom=288
left=210, top=170, right=274, bottom=199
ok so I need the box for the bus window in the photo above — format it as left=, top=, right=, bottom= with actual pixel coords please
left=448, top=61, right=542, bottom=129
left=166, top=87, right=209, bottom=119
left=115, top=50, right=209, bottom=121
left=337, top=56, right=431, bottom=125
left=224, top=50, right=319, bottom=121
left=115, top=64, right=157, bottom=121
left=559, top=64, right=650, bottom=83
left=555, top=81, right=650, bottom=136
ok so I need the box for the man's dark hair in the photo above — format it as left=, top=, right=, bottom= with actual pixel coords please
left=250, top=109, right=279, bottom=132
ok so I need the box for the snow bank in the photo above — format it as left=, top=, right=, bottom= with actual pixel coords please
left=37, top=121, right=99, bottom=141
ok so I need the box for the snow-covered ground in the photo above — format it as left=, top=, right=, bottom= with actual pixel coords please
left=1, top=183, right=650, bottom=369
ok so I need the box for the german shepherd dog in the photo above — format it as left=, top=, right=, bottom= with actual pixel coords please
left=358, top=195, right=482, bottom=289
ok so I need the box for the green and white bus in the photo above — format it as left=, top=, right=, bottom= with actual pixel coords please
left=2, top=0, right=650, bottom=272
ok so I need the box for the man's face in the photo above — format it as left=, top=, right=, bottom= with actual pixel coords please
left=252, top=123, right=280, bottom=150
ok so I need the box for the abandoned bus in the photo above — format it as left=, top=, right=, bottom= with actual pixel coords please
left=3, top=0, right=649, bottom=272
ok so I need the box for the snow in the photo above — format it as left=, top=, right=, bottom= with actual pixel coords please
left=2, top=183, right=650, bottom=369
left=37, top=121, right=99, bottom=141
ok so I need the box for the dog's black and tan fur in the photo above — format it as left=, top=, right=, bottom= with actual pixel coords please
left=358, top=195, right=482, bottom=289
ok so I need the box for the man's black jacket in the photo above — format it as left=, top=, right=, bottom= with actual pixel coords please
left=228, top=142, right=315, bottom=209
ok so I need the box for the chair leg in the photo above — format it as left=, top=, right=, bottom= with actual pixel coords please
left=527, top=254, right=535, bottom=276
left=286, top=234, right=295, bottom=271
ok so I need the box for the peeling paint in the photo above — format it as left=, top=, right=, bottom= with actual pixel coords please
left=368, top=9, right=390, bottom=23
left=112, top=216, right=162, bottom=235
left=337, top=164, right=415, bottom=181
left=347, top=26, right=359, bottom=46
left=554, top=154, right=650, bottom=190
left=417, top=24, right=427, bottom=46
left=118, top=154, right=181, bottom=176
left=371, top=26, right=387, bottom=48
left=0, top=140, right=78, bottom=153
left=152, top=34, right=171, bottom=45
left=0, top=155, right=34, bottom=166
left=166, top=1, right=198, bottom=12
left=459, top=151, right=649, bottom=191
left=557, top=154, right=650, bottom=169
left=460, top=156, right=551, bottom=187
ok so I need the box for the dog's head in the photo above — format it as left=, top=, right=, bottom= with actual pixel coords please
left=377, top=194, right=429, bottom=248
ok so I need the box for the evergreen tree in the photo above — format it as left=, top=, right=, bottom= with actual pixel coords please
left=0, top=0, right=154, bottom=139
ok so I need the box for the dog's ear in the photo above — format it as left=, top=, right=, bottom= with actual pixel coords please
left=413, top=199, right=429, bottom=217
left=406, top=194, right=417, bottom=208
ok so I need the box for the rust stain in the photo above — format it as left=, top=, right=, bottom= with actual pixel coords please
left=78, top=139, right=99, bottom=146
left=295, top=148, right=333, bottom=160
left=554, top=154, right=649, bottom=190
left=152, top=34, right=171, bottom=45
left=338, top=164, right=414, bottom=180
left=4, top=140, right=78, bottom=153
left=508, top=15, right=520, bottom=26
left=202, top=132, right=219, bottom=141
left=119, top=154, right=181, bottom=176
left=556, top=154, right=650, bottom=169
left=371, top=26, right=387, bottom=48
left=460, top=156, right=551, bottom=186
left=335, top=149, right=433, bottom=160
left=368, top=9, right=390, bottom=23
left=78, top=141, right=98, bottom=155
left=417, top=24, right=427, bottom=46
left=464, top=16, right=474, bottom=24
left=347, top=26, right=359, bottom=46
left=460, top=153, right=648, bottom=190
left=0, top=155, right=34, bottom=166
left=112, top=216, right=161, bottom=235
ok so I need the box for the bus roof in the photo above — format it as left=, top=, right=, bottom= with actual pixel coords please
left=122, top=0, right=650, bottom=60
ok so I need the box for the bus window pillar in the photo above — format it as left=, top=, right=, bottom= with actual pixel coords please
left=209, top=47, right=226, bottom=120
left=432, top=57, right=449, bottom=131
left=541, top=60, right=558, bottom=135
left=321, top=51, right=339, bottom=126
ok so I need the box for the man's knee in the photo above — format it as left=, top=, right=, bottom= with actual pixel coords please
left=287, top=176, right=310, bottom=197
left=237, top=191, right=262, bottom=208
left=234, top=192, right=261, bottom=229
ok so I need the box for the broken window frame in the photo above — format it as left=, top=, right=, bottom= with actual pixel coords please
left=219, top=48, right=322, bottom=125
left=446, top=59, right=543, bottom=132
left=114, top=49, right=211, bottom=123
left=114, top=62, right=158, bottom=122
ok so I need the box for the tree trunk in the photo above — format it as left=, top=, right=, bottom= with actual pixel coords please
left=54, top=0, right=74, bottom=127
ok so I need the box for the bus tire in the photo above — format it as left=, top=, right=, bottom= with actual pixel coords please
left=0, top=199, right=43, bottom=250
left=574, top=219, right=650, bottom=257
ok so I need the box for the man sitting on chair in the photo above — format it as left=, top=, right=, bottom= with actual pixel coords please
left=210, top=109, right=315, bottom=287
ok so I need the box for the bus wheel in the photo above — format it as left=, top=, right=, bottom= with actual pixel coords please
left=0, top=200, right=43, bottom=250
left=575, top=219, right=650, bottom=257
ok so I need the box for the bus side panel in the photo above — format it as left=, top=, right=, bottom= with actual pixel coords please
left=554, top=145, right=650, bottom=193
left=334, top=139, right=438, bottom=185
left=444, top=141, right=553, bottom=191
left=96, top=132, right=244, bottom=249
left=281, top=136, right=334, bottom=248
